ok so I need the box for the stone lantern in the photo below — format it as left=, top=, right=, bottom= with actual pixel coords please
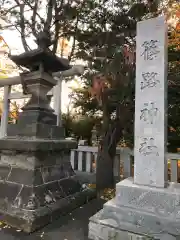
left=0, top=32, right=94, bottom=232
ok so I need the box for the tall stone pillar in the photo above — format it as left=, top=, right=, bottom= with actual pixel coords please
left=89, top=16, right=180, bottom=240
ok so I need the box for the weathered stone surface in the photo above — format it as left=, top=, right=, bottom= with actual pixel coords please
left=43, top=181, right=65, bottom=200
left=41, top=165, right=66, bottom=183
left=0, top=136, right=92, bottom=233
left=36, top=151, right=64, bottom=166
left=59, top=178, right=82, bottom=196
left=0, top=151, right=71, bottom=170
left=115, top=179, right=180, bottom=218
left=1, top=153, right=36, bottom=170
left=63, top=161, right=75, bottom=177
left=48, top=189, right=95, bottom=221
left=8, top=168, right=43, bottom=186
left=7, top=123, right=65, bottom=139
left=13, top=182, right=66, bottom=210
left=89, top=205, right=179, bottom=239
left=34, top=182, right=65, bottom=206
left=17, top=110, right=57, bottom=125
left=0, top=182, right=21, bottom=207
left=89, top=178, right=180, bottom=239
left=16, top=186, right=36, bottom=208
left=134, top=16, right=168, bottom=188
left=0, top=135, right=95, bottom=233
left=0, top=165, right=11, bottom=180
left=0, top=187, right=95, bottom=233
left=89, top=221, right=152, bottom=240
left=0, top=138, right=77, bottom=151
left=0, top=199, right=104, bottom=240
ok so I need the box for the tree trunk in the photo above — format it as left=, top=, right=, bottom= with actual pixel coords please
left=96, top=119, right=121, bottom=195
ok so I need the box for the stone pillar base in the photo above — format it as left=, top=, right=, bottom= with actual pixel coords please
left=89, top=178, right=180, bottom=240
left=89, top=221, right=152, bottom=240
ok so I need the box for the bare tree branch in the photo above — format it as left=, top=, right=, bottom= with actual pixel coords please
left=22, top=0, right=44, bottom=25
left=44, top=0, right=55, bottom=33
left=31, top=0, right=39, bottom=38
left=50, top=0, right=65, bottom=27
left=8, top=0, right=30, bottom=51
left=68, top=0, right=87, bottom=60
left=68, top=14, right=79, bottom=61
left=19, top=3, right=29, bottom=51
left=1, top=24, right=16, bottom=30
left=0, top=4, right=19, bottom=15
left=52, top=0, right=63, bottom=54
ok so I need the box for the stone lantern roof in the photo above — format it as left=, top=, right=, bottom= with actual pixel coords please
left=10, top=48, right=70, bottom=73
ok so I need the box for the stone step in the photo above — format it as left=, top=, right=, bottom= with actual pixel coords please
left=114, top=178, right=180, bottom=221
left=90, top=198, right=180, bottom=239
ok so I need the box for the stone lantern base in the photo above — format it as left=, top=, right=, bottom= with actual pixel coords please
left=0, top=70, right=95, bottom=232
left=0, top=138, right=95, bottom=233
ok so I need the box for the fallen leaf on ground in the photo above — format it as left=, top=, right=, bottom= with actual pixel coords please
left=88, top=184, right=96, bottom=189
left=100, top=188, right=116, bottom=201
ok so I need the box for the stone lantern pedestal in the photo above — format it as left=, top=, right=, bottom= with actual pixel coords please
left=0, top=49, right=94, bottom=232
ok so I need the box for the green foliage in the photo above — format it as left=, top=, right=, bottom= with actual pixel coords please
left=70, top=0, right=159, bottom=146
left=69, top=0, right=180, bottom=149
left=62, top=113, right=74, bottom=138
left=71, top=116, right=95, bottom=143
left=70, top=81, right=100, bottom=116
left=62, top=113, right=100, bottom=144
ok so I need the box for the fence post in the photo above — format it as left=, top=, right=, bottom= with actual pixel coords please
left=0, top=86, right=11, bottom=138
left=86, top=152, right=92, bottom=172
left=171, top=160, right=178, bottom=182
left=78, top=151, right=83, bottom=171
left=70, top=150, right=76, bottom=170
left=93, top=153, right=98, bottom=173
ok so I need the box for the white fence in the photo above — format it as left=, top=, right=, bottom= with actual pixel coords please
left=71, top=146, right=180, bottom=183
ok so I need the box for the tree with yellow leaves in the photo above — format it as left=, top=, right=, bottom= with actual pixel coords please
left=168, top=2, right=180, bottom=50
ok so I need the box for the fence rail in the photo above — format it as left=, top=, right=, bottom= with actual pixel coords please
left=71, top=146, right=180, bottom=183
